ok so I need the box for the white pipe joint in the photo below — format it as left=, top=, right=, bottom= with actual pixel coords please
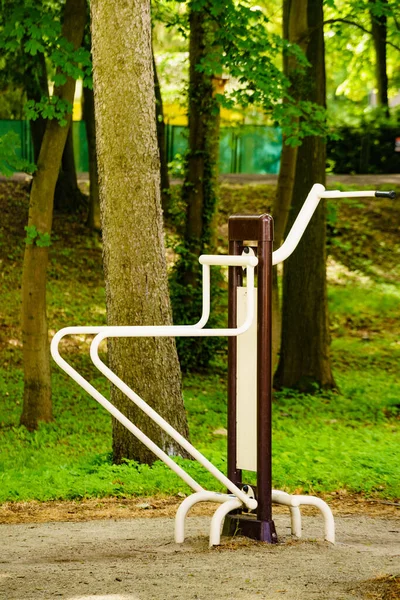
left=199, top=254, right=258, bottom=268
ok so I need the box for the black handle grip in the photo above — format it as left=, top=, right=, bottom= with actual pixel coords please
left=375, top=190, right=396, bottom=199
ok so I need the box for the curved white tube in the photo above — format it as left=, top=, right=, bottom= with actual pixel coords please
left=294, top=495, right=335, bottom=544
left=209, top=497, right=243, bottom=547
left=272, top=185, right=382, bottom=266
left=271, top=489, right=334, bottom=543
left=87, top=262, right=257, bottom=341
left=188, top=263, right=210, bottom=329
left=50, top=330, right=203, bottom=493
left=51, top=255, right=258, bottom=512
left=272, top=184, right=325, bottom=265
left=289, top=506, right=302, bottom=538
left=90, top=340, right=257, bottom=511
left=199, top=255, right=258, bottom=267
left=320, top=190, right=376, bottom=199
left=175, top=491, right=238, bottom=543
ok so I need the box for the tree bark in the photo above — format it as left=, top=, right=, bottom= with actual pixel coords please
left=274, top=0, right=336, bottom=392
left=370, top=0, right=390, bottom=117
left=272, top=0, right=308, bottom=371
left=90, top=0, right=190, bottom=464
left=54, top=124, right=86, bottom=213
left=83, top=85, right=100, bottom=231
left=169, top=2, right=222, bottom=372
left=24, top=52, right=49, bottom=163
left=152, top=49, right=170, bottom=216
left=23, top=50, right=84, bottom=213
left=183, top=3, right=220, bottom=276
left=20, top=0, right=86, bottom=430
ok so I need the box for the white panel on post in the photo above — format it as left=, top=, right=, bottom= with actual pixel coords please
left=236, top=286, right=257, bottom=472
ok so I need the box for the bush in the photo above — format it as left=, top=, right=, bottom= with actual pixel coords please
left=328, top=120, right=400, bottom=174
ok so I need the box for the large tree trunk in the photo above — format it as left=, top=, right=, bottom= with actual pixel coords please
left=272, top=0, right=308, bottom=371
left=20, top=0, right=86, bottom=431
left=90, top=0, right=190, bottom=464
left=274, top=0, right=336, bottom=392
left=370, top=0, right=389, bottom=117
left=152, top=49, right=170, bottom=216
left=83, top=85, right=100, bottom=231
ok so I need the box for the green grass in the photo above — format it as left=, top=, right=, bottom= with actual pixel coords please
left=0, top=180, right=399, bottom=504
left=0, top=357, right=398, bottom=501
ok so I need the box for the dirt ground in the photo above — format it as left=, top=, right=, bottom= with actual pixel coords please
left=6, top=172, right=400, bottom=187
left=0, top=497, right=399, bottom=600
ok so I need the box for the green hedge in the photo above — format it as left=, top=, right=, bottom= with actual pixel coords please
left=327, top=124, right=400, bottom=174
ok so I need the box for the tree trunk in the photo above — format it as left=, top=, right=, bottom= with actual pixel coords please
left=20, top=0, right=86, bottom=431
left=370, top=0, right=389, bottom=117
left=90, top=0, right=190, bottom=464
left=153, top=49, right=170, bottom=216
left=23, top=50, right=84, bottom=213
left=183, top=3, right=220, bottom=276
left=169, top=2, right=221, bottom=372
left=54, top=124, right=86, bottom=212
left=83, top=85, right=100, bottom=231
left=24, top=52, right=48, bottom=163
left=274, top=0, right=336, bottom=392
left=272, top=0, right=308, bottom=371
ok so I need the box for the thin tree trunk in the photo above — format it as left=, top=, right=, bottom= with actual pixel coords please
left=272, top=0, right=308, bottom=371
left=90, top=0, right=190, bottom=464
left=274, top=0, right=336, bottom=392
left=24, top=50, right=83, bottom=212
left=24, top=52, right=48, bottom=163
left=169, top=3, right=221, bottom=371
left=83, top=85, right=100, bottom=230
left=183, top=3, right=220, bottom=272
left=370, top=0, right=390, bottom=117
left=54, top=124, right=86, bottom=212
left=152, top=50, right=170, bottom=216
left=20, top=0, right=86, bottom=431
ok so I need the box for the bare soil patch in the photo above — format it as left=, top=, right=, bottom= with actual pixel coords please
left=0, top=493, right=399, bottom=525
left=1, top=512, right=399, bottom=600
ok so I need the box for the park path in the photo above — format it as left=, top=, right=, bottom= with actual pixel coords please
left=3, top=172, right=400, bottom=187
left=0, top=512, right=399, bottom=600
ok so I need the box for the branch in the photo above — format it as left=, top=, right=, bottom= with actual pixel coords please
left=323, top=18, right=400, bottom=51
left=323, top=18, right=371, bottom=36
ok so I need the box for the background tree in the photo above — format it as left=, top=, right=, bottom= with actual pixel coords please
left=0, top=0, right=87, bottom=213
left=20, top=0, right=87, bottom=430
left=152, top=45, right=171, bottom=216
left=271, top=0, right=308, bottom=368
left=369, top=0, right=390, bottom=116
left=90, top=0, right=190, bottom=464
left=323, top=0, right=400, bottom=121
left=274, top=0, right=336, bottom=391
left=170, top=0, right=327, bottom=370
left=82, top=84, right=100, bottom=230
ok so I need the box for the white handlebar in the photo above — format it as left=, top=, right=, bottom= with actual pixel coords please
left=272, top=183, right=391, bottom=266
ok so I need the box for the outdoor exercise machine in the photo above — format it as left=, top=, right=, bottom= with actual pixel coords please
left=51, top=183, right=396, bottom=548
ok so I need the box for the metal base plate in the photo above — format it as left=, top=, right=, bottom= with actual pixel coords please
left=223, top=514, right=278, bottom=543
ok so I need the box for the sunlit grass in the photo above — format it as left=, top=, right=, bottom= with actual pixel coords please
left=0, top=181, right=399, bottom=503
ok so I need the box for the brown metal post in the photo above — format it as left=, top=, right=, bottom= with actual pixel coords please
left=227, top=238, right=241, bottom=487
left=224, top=214, right=277, bottom=543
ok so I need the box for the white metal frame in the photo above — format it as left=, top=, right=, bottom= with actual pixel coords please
left=52, top=184, right=386, bottom=547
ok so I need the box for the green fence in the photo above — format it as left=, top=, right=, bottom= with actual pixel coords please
left=0, top=120, right=282, bottom=175
left=166, top=125, right=282, bottom=174
left=0, top=119, right=34, bottom=164
left=0, top=120, right=89, bottom=172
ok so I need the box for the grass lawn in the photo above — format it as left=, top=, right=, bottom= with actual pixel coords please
left=0, top=179, right=399, bottom=503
